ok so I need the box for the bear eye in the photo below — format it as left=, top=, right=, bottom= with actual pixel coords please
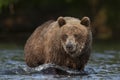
left=74, top=34, right=80, bottom=39
left=62, top=34, right=68, bottom=41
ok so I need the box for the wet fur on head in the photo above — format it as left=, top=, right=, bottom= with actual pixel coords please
left=58, top=17, right=91, bottom=57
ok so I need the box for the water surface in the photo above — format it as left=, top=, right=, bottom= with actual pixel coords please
left=0, top=43, right=120, bottom=80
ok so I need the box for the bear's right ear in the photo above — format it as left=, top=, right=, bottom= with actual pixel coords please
left=57, top=17, right=66, bottom=27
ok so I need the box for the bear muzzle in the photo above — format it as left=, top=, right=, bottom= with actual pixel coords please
left=66, top=43, right=76, bottom=54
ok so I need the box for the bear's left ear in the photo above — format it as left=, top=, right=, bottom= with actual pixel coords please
left=80, top=17, right=90, bottom=27
left=57, top=17, right=66, bottom=27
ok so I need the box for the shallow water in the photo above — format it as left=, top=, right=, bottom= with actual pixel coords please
left=0, top=43, right=120, bottom=80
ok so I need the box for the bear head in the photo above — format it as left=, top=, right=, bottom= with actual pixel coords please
left=57, top=16, right=91, bottom=57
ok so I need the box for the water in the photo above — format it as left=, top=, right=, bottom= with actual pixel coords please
left=0, top=43, right=120, bottom=80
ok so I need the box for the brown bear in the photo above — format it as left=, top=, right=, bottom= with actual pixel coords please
left=24, top=16, right=92, bottom=71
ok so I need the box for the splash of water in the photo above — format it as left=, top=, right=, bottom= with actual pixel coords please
left=1, top=63, right=96, bottom=75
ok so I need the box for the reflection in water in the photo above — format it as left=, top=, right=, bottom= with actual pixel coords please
left=0, top=49, right=120, bottom=80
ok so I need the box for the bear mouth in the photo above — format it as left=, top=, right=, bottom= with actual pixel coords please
left=68, top=50, right=76, bottom=54
left=65, top=46, right=77, bottom=55
left=68, top=48, right=83, bottom=57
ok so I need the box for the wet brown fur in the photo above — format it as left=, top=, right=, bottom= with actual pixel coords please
left=24, top=17, right=92, bottom=71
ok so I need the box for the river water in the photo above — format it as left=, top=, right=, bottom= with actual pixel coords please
left=0, top=42, right=120, bottom=80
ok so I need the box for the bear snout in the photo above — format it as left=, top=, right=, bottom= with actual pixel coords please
left=66, top=43, right=76, bottom=53
left=66, top=43, right=73, bottom=50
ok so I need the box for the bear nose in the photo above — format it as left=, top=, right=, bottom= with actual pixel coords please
left=66, top=44, right=73, bottom=50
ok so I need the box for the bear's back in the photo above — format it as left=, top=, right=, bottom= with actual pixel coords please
left=24, top=20, right=54, bottom=67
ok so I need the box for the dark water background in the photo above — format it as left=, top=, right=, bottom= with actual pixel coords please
left=0, top=42, right=120, bottom=80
